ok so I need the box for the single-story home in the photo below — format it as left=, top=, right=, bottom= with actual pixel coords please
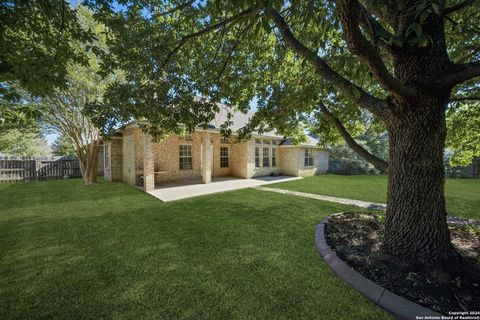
left=103, top=105, right=329, bottom=192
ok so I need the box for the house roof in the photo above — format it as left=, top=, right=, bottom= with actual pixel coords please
left=115, top=103, right=321, bottom=147
left=280, top=136, right=320, bottom=147
left=208, top=104, right=283, bottom=139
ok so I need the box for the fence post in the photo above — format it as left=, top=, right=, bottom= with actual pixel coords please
left=34, top=160, right=39, bottom=181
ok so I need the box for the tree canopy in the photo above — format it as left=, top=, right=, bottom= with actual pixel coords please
left=0, top=1, right=95, bottom=131
left=85, top=0, right=480, bottom=265
left=86, top=0, right=479, bottom=142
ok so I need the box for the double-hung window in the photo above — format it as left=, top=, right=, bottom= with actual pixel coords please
left=255, top=147, right=260, bottom=168
left=304, top=148, right=314, bottom=167
left=179, top=145, right=193, bottom=170
left=271, top=148, right=277, bottom=167
left=263, top=147, right=270, bottom=167
left=220, top=147, right=229, bottom=168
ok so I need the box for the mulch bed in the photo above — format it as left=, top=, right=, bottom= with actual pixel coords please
left=325, top=212, right=480, bottom=314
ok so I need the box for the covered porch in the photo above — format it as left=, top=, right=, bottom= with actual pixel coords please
left=147, top=175, right=302, bottom=202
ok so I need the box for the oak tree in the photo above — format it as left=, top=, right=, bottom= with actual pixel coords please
left=88, top=0, right=480, bottom=267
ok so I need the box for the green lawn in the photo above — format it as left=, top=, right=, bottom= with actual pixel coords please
left=0, top=179, right=389, bottom=319
left=269, top=174, right=480, bottom=220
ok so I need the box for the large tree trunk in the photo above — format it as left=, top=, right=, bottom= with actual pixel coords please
left=382, top=97, right=457, bottom=267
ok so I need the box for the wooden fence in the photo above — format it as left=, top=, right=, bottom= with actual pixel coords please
left=0, top=156, right=82, bottom=183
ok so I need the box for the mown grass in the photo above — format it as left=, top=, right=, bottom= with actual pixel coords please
left=0, top=178, right=390, bottom=319
left=269, top=174, right=480, bottom=220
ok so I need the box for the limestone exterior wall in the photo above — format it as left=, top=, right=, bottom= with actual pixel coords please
left=211, top=133, right=231, bottom=178
left=279, top=146, right=329, bottom=177
left=148, top=129, right=248, bottom=184
left=110, top=124, right=329, bottom=185
left=278, top=147, right=299, bottom=176
left=121, top=126, right=138, bottom=186
left=230, top=141, right=248, bottom=178
left=96, top=145, right=104, bottom=176
left=246, top=138, right=282, bottom=178
left=297, top=149, right=329, bottom=176
left=104, top=138, right=122, bottom=182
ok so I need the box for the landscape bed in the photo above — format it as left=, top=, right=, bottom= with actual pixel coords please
left=325, top=212, right=480, bottom=314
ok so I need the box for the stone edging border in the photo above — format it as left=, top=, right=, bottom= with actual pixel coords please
left=315, top=214, right=443, bottom=320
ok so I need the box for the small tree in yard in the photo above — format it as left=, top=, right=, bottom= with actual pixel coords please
left=88, top=1, right=480, bottom=269
left=41, top=8, right=113, bottom=185
left=52, top=134, right=77, bottom=157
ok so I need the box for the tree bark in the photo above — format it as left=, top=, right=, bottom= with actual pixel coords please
left=76, top=140, right=100, bottom=185
left=382, top=97, right=457, bottom=267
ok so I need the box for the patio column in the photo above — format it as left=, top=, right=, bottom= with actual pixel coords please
left=143, top=133, right=155, bottom=192
left=202, top=132, right=212, bottom=184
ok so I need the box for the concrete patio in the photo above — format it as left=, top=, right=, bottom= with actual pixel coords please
left=147, top=175, right=302, bottom=202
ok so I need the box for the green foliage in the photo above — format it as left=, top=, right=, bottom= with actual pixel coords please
left=446, top=103, right=480, bottom=167
left=0, top=127, right=48, bottom=156
left=0, top=1, right=93, bottom=97
left=52, top=134, right=76, bottom=156
left=270, top=175, right=480, bottom=220
left=84, top=0, right=478, bottom=151
left=40, top=7, right=117, bottom=141
left=84, top=0, right=372, bottom=140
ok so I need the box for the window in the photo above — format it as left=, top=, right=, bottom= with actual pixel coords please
left=221, top=137, right=230, bottom=144
left=263, top=147, right=270, bottom=167
left=255, top=147, right=260, bottom=168
left=220, top=147, right=229, bottom=168
left=271, top=140, right=278, bottom=145
left=184, top=134, right=193, bottom=141
left=179, top=145, right=193, bottom=170
left=304, top=148, right=314, bottom=167
left=263, top=139, right=270, bottom=145
left=255, top=138, right=262, bottom=144
left=272, top=148, right=277, bottom=167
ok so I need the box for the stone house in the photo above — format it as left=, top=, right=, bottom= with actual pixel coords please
left=103, top=106, right=329, bottom=192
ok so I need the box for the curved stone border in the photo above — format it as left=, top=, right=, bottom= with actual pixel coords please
left=315, top=214, right=443, bottom=320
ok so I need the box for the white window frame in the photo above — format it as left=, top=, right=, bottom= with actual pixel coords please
left=262, top=147, right=270, bottom=167
left=179, top=144, right=193, bottom=170
left=220, top=147, right=229, bottom=168
left=304, top=148, right=314, bottom=167
left=255, top=147, right=260, bottom=168
left=271, top=148, right=277, bottom=167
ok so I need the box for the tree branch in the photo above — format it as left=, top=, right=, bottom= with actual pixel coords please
left=265, top=8, right=390, bottom=120
left=155, top=0, right=194, bottom=17
left=449, top=95, right=480, bottom=102
left=443, top=0, right=477, bottom=15
left=440, top=61, right=480, bottom=88
left=160, top=6, right=260, bottom=69
left=338, top=0, right=413, bottom=98
left=319, top=102, right=389, bottom=173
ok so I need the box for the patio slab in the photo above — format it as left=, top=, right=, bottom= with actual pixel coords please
left=147, top=176, right=302, bottom=202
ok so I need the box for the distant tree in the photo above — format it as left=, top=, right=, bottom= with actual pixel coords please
left=0, top=127, right=48, bottom=156
left=52, top=134, right=76, bottom=157
left=446, top=103, right=480, bottom=167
